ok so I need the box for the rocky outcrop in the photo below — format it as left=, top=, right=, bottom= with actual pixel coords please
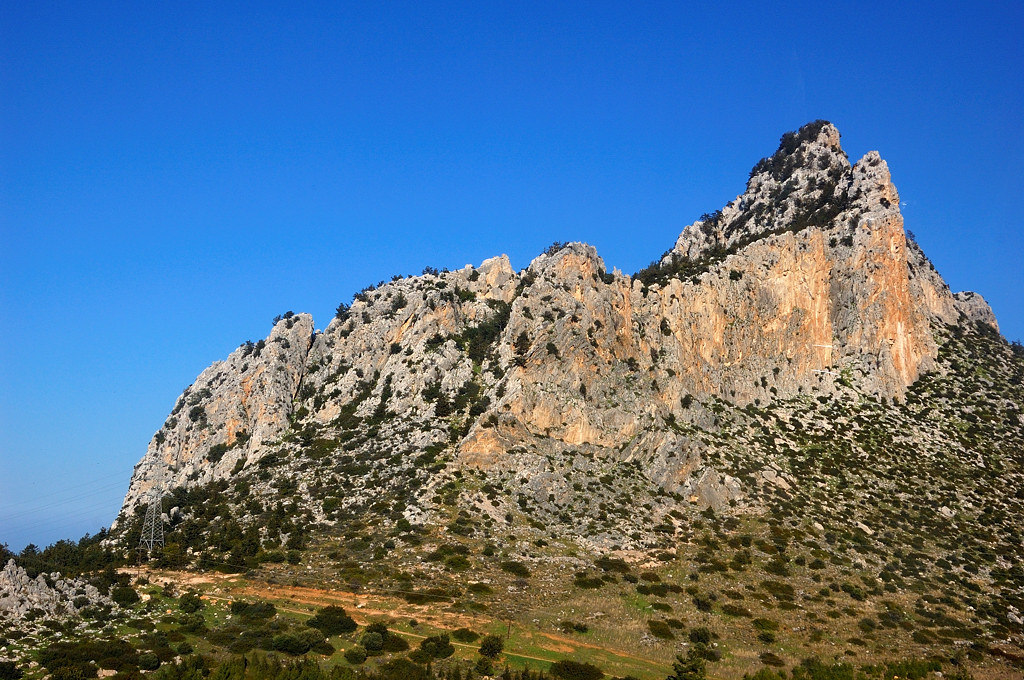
left=657, top=123, right=962, bottom=400
left=120, top=314, right=315, bottom=514
left=954, top=291, right=999, bottom=330
left=0, top=560, right=110, bottom=620
left=116, top=121, right=1002, bottom=525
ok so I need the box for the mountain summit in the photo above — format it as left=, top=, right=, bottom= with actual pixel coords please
left=117, top=120, right=999, bottom=523
left=108, top=122, right=1024, bottom=669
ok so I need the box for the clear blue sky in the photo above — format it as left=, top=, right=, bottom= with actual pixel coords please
left=2, top=1, right=1022, bottom=552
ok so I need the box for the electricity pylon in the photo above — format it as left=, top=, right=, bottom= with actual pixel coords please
left=137, top=473, right=166, bottom=567
left=138, top=491, right=165, bottom=552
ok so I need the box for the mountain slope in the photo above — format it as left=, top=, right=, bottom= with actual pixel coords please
left=118, top=121, right=1000, bottom=517
left=110, top=121, right=1023, bottom=673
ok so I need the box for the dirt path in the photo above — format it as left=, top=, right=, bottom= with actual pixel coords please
left=202, top=590, right=562, bottom=666
left=218, top=579, right=491, bottom=631
left=150, top=569, right=669, bottom=673
left=535, top=631, right=663, bottom=665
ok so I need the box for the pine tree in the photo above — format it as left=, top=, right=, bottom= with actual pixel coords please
left=668, top=650, right=706, bottom=680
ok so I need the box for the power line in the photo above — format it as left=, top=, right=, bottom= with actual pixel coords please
left=0, top=470, right=129, bottom=510
left=0, top=480, right=127, bottom=522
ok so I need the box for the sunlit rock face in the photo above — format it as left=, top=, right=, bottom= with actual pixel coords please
left=118, top=121, right=998, bottom=524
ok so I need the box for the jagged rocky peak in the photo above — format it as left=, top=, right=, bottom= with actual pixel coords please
left=954, top=291, right=999, bottom=331
left=526, top=241, right=607, bottom=276
left=668, top=120, right=854, bottom=263
left=115, top=120, right=1006, bottom=529
left=120, top=311, right=316, bottom=515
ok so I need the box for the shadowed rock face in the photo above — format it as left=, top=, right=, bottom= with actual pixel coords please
left=117, top=121, right=998, bottom=521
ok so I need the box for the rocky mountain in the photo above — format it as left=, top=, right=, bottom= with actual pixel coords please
left=108, top=122, right=1023, bottom=668
left=116, top=120, right=1002, bottom=520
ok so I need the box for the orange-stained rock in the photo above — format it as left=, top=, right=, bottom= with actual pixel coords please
left=117, top=121, right=1000, bottom=523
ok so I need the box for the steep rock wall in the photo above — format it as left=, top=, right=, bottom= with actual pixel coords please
left=117, top=121, right=1000, bottom=522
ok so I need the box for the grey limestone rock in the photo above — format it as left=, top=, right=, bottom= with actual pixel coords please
left=954, top=291, right=999, bottom=331
left=115, top=121, right=1005, bottom=531
left=0, top=560, right=111, bottom=621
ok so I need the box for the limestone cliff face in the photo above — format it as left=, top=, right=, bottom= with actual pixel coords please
left=117, top=121, right=999, bottom=522
left=659, top=123, right=963, bottom=401
left=121, top=314, right=314, bottom=514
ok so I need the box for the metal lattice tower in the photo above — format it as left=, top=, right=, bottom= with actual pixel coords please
left=138, top=490, right=165, bottom=553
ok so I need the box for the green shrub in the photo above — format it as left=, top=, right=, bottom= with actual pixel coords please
left=110, top=586, right=139, bottom=607
left=271, top=633, right=311, bottom=655
left=721, top=603, right=752, bottom=617
left=39, top=640, right=138, bottom=678
left=637, top=582, right=670, bottom=597
left=647, top=620, right=674, bottom=640
left=452, top=628, right=479, bottom=643
left=670, top=650, right=706, bottom=680
left=479, top=634, right=504, bottom=658
left=307, top=605, right=356, bottom=635
left=840, top=582, right=867, bottom=601
left=911, top=629, right=934, bottom=644
left=343, top=647, right=367, bottom=665
left=747, top=671, right=787, bottom=680
left=793, top=659, right=856, bottom=678
left=595, top=556, right=631, bottom=573
left=382, top=633, right=409, bottom=653
left=513, top=332, right=531, bottom=366
left=0, top=662, right=22, bottom=680
left=408, top=649, right=431, bottom=664
left=692, top=594, right=713, bottom=612
left=360, top=632, right=383, bottom=653
left=573, top=575, right=605, bottom=589
left=178, top=592, right=203, bottom=613
left=688, top=627, right=711, bottom=645
left=760, top=580, right=795, bottom=601
left=231, top=600, right=277, bottom=621
left=418, top=634, right=454, bottom=659
left=549, top=660, right=605, bottom=680
left=884, top=659, right=941, bottom=679
left=207, top=443, right=229, bottom=463
left=500, top=560, right=531, bottom=578
left=137, top=654, right=160, bottom=671
left=51, top=666, right=94, bottom=680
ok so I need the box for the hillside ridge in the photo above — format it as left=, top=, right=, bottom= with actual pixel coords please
left=94, top=122, right=1024, bottom=675
left=117, top=120, right=997, bottom=520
